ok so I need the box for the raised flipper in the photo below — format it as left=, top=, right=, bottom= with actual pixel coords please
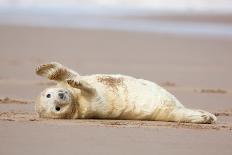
left=66, top=79, right=96, bottom=97
left=36, top=62, right=79, bottom=81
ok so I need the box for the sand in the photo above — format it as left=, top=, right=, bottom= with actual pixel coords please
left=0, top=22, right=232, bottom=155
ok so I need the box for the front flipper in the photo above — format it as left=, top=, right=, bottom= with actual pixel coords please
left=36, top=62, right=79, bottom=81
left=66, top=79, right=96, bottom=97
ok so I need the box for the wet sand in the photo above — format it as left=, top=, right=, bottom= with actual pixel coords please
left=0, top=24, right=232, bottom=155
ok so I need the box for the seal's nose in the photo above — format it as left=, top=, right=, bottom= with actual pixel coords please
left=55, top=106, right=61, bottom=111
left=58, top=93, right=64, bottom=99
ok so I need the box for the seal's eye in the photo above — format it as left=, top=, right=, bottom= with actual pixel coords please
left=46, top=94, right=51, bottom=98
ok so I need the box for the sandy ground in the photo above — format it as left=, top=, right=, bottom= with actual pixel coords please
left=117, top=14, right=232, bottom=24
left=0, top=24, right=232, bottom=155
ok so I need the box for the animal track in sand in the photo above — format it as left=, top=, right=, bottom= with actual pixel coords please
left=214, top=109, right=232, bottom=116
left=160, top=81, right=176, bottom=87
left=0, top=112, right=38, bottom=121
left=159, top=82, right=229, bottom=95
left=0, top=111, right=231, bottom=131
left=200, top=89, right=227, bottom=94
left=0, top=97, right=33, bottom=104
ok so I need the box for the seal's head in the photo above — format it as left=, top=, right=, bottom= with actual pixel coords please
left=36, top=87, right=77, bottom=119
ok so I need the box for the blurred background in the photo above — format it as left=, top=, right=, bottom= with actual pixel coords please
left=1, top=1, right=232, bottom=155
left=0, top=0, right=231, bottom=110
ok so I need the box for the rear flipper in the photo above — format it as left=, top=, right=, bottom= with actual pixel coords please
left=154, top=107, right=217, bottom=124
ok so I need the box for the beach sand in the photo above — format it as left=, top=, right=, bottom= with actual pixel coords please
left=0, top=23, right=232, bottom=155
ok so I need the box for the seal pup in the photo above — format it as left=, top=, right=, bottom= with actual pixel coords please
left=35, top=62, right=216, bottom=123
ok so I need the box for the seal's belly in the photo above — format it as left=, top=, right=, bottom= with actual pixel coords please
left=84, top=74, right=183, bottom=120
left=116, top=77, right=182, bottom=120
